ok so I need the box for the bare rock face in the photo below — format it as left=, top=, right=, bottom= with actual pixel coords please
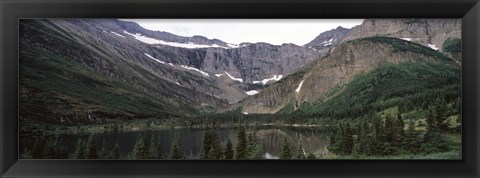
left=199, top=43, right=320, bottom=83
left=304, top=26, right=350, bottom=49
left=239, top=37, right=455, bottom=114
left=341, top=19, right=461, bottom=59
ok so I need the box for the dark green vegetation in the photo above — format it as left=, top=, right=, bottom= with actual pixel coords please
left=329, top=98, right=460, bottom=158
left=296, top=61, right=460, bottom=119
left=442, top=38, right=462, bottom=61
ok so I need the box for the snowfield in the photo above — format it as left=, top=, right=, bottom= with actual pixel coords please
left=295, top=80, right=304, bottom=93
left=245, top=90, right=259, bottom=95
left=123, top=30, right=235, bottom=49
left=428, top=43, right=439, bottom=50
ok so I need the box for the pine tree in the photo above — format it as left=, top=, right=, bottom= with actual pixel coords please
left=434, top=98, right=448, bottom=132
left=279, top=137, right=292, bottom=159
left=423, top=106, right=449, bottom=153
left=392, top=113, right=405, bottom=146
left=339, top=123, right=353, bottom=154
left=98, top=139, right=107, bottom=159
left=296, top=144, right=306, bottom=159
left=224, top=139, right=234, bottom=159
left=149, top=136, right=162, bottom=159
left=235, top=126, right=247, bottom=159
left=209, top=131, right=223, bottom=159
left=110, top=142, right=120, bottom=159
left=402, top=119, right=420, bottom=153
left=247, top=144, right=264, bottom=159
left=201, top=130, right=213, bottom=159
left=73, top=139, right=85, bottom=159
left=86, top=135, right=98, bottom=159
left=169, top=136, right=184, bottom=159
left=131, top=134, right=148, bottom=159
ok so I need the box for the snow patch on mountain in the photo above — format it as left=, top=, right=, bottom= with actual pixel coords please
left=124, top=30, right=231, bottom=49
left=253, top=75, right=283, bottom=85
left=295, top=80, right=304, bottom=93
left=180, top=65, right=210, bottom=77
left=110, top=31, right=126, bottom=38
left=322, top=38, right=333, bottom=46
left=428, top=43, right=439, bottom=50
left=245, top=90, right=259, bottom=95
left=215, top=74, right=224, bottom=77
left=144, top=53, right=165, bottom=64
left=224, top=72, right=243, bottom=82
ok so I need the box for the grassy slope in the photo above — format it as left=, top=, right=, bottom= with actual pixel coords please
left=20, top=48, right=191, bottom=122
left=287, top=37, right=461, bottom=118
left=19, top=20, right=202, bottom=123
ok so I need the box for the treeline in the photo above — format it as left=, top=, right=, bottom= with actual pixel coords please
left=295, top=60, right=460, bottom=120
left=329, top=99, right=454, bottom=156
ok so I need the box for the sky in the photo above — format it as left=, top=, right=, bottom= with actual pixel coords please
left=120, top=19, right=364, bottom=46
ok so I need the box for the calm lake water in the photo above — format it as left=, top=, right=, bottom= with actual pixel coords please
left=20, top=126, right=334, bottom=159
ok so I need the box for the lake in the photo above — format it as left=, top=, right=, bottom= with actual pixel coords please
left=20, top=125, right=335, bottom=159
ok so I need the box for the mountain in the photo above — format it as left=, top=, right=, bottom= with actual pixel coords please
left=19, top=19, right=321, bottom=123
left=304, top=26, right=350, bottom=49
left=234, top=37, right=460, bottom=115
left=93, top=19, right=236, bottom=48
left=341, top=19, right=462, bottom=61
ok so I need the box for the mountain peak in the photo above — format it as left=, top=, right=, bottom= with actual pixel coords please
left=304, top=26, right=350, bottom=48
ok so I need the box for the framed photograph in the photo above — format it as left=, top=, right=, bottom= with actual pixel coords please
left=1, top=0, right=479, bottom=177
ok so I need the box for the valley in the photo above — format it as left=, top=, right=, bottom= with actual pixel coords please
left=19, top=19, right=461, bottom=160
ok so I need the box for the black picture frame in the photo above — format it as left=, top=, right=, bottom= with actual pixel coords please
left=1, top=0, right=479, bottom=177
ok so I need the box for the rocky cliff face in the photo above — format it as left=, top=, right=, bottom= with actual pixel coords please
left=304, top=26, right=350, bottom=49
left=341, top=19, right=461, bottom=60
left=238, top=37, right=457, bottom=114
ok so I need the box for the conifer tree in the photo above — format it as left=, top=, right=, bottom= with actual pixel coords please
left=209, top=131, right=223, bottom=159
left=86, top=135, right=98, bottom=159
left=296, top=144, right=306, bottom=159
left=169, top=136, right=184, bottom=159
left=280, top=137, right=292, bottom=159
left=149, top=136, right=162, bottom=159
left=392, top=113, right=405, bottom=146
left=235, top=126, right=247, bottom=159
left=110, top=142, right=120, bottom=159
left=98, top=139, right=107, bottom=159
left=224, top=139, right=234, bottom=159
left=402, top=119, right=420, bottom=152
left=131, top=134, right=148, bottom=159
left=73, top=139, right=85, bottom=159
left=201, top=130, right=213, bottom=159
left=339, top=123, right=353, bottom=154
left=247, top=144, right=264, bottom=159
